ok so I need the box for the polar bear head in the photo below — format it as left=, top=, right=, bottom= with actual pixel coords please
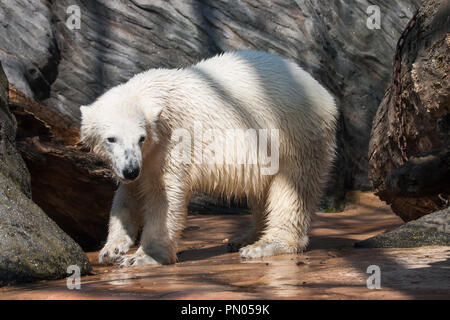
left=79, top=85, right=163, bottom=183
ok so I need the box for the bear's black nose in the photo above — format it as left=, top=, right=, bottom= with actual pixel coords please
left=123, top=167, right=140, bottom=180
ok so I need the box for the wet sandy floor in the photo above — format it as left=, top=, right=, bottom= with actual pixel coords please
left=1, top=192, right=449, bottom=299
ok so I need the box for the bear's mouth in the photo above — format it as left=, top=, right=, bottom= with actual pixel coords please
left=116, top=176, right=140, bottom=185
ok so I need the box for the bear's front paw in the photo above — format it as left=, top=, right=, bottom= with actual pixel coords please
left=98, top=239, right=133, bottom=264
left=239, top=241, right=299, bottom=259
left=116, top=252, right=160, bottom=268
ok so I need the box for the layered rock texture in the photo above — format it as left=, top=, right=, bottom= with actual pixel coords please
left=369, top=0, right=449, bottom=221
left=0, top=64, right=91, bottom=286
left=1, top=0, right=421, bottom=191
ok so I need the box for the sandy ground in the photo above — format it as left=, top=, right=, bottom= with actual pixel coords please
left=1, top=192, right=449, bottom=299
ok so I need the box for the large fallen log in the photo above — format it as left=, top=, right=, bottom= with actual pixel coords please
left=369, top=0, right=450, bottom=222
left=9, top=85, right=114, bottom=250
left=385, top=113, right=450, bottom=198
left=385, top=146, right=450, bottom=197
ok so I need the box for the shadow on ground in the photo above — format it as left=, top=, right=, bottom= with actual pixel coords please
left=1, top=192, right=449, bottom=299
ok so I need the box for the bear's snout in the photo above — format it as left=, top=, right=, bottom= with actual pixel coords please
left=122, top=166, right=140, bottom=181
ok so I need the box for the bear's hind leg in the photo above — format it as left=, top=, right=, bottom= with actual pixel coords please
left=99, top=184, right=141, bottom=264
left=240, top=173, right=311, bottom=258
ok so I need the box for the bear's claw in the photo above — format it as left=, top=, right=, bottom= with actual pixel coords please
left=116, top=253, right=159, bottom=268
left=98, top=240, right=133, bottom=264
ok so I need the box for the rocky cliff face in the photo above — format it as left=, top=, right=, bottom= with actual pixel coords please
left=0, top=0, right=422, bottom=207
left=0, top=63, right=91, bottom=286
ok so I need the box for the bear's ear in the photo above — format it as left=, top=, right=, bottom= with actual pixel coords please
left=80, top=105, right=90, bottom=115
left=143, top=105, right=164, bottom=124
left=80, top=105, right=93, bottom=122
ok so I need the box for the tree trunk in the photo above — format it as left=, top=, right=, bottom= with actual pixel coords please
left=369, top=0, right=450, bottom=222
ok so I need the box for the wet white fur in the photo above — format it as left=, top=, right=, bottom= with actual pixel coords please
left=80, top=51, right=338, bottom=266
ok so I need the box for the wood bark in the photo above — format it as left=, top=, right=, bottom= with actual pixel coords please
left=369, top=0, right=450, bottom=221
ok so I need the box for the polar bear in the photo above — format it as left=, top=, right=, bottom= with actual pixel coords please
left=80, top=51, right=338, bottom=267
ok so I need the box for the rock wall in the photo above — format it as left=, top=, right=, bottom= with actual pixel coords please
left=0, top=0, right=422, bottom=207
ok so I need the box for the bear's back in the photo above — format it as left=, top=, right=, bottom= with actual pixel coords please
left=188, top=51, right=337, bottom=129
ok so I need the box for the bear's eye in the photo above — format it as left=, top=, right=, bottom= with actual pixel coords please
left=107, top=137, right=117, bottom=143
left=139, top=136, right=146, bottom=144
